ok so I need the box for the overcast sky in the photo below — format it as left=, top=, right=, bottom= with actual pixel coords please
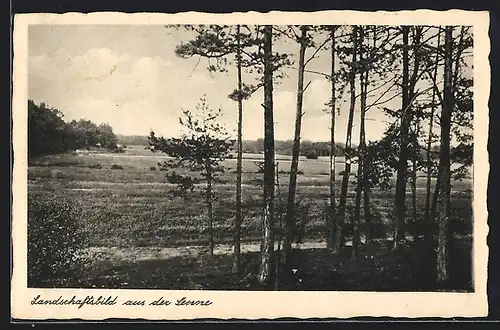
left=28, top=25, right=423, bottom=142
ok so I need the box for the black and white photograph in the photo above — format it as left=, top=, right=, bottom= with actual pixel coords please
left=11, top=10, right=489, bottom=319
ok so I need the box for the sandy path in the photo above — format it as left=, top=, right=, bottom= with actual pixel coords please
left=86, top=241, right=328, bottom=263
left=84, top=233, right=472, bottom=264
left=84, top=237, right=386, bottom=264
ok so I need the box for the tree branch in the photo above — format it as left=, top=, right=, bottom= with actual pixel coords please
left=364, top=75, right=402, bottom=112
left=423, top=66, right=445, bottom=107
left=303, top=81, right=313, bottom=93
left=189, top=56, right=202, bottom=77
left=304, top=36, right=330, bottom=67
left=284, top=65, right=331, bottom=79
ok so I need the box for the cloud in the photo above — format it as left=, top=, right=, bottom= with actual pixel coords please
left=28, top=43, right=390, bottom=142
left=71, top=48, right=126, bottom=80
left=29, top=47, right=193, bottom=134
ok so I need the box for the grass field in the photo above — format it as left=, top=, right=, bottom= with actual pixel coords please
left=28, top=145, right=474, bottom=290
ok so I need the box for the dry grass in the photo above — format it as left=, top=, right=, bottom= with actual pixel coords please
left=28, top=148, right=473, bottom=291
left=28, top=148, right=473, bottom=249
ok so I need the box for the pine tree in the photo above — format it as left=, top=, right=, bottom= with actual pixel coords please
left=148, top=97, right=232, bottom=256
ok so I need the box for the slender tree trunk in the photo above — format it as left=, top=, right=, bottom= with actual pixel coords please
left=425, top=123, right=437, bottom=241
left=363, top=179, right=371, bottom=243
left=283, top=26, right=308, bottom=266
left=334, top=25, right=358, bottom=255
left=364, top=26, right=377, bottom=245
left=258, top=25, right=276, bottom=286
left=424, top=28, right=441, bottom=242
left=352, top=115, right=365, bottom=258
left=206, top=171, right=214, bottom=256
left=453, top=27, right=466, bottom=91
left=233, top=24, right=243, bottom=274
left=431, top=172, right=441, bottom=224
left=411, top=136, right=418, bottom=242
left=431, top=27, right=465, bottom=241
left=393, top=26, right=410, bottom=250
left=436, top=26, right=454, bottom=284
left=352, top=26, right=367, bottom=259
left=274, top=163, right=282, bottom=290
left=409, top=27, right=422, bottom=243
left=328, top=26, right=337, bottom=250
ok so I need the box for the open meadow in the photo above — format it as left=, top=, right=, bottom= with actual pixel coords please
left=27, top=145, right=473, bottom=291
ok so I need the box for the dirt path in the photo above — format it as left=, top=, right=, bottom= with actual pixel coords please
left=85, top=234, right=472, bottom=264
left=85, top=237, right=383, bottom=263
left=86, top=240, right=328, bottom=263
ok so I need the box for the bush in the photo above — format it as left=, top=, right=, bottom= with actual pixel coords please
left=49, top=169, right=64, bottom=179
left=88, top=163, right=102, bottom=169
left=149, top=166, right=157, bottom=171
left=304, top=150, right=318, bottom=159
left=269, top=169, right=303, bottom=175
left=111, top=164, right=124, bottom=170
left=28, top=198, right=89, bottom=287
left=110, top=146, right=125, bottom=153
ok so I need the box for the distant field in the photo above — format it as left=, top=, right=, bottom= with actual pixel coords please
left=28, top=146, right=473, bottom=249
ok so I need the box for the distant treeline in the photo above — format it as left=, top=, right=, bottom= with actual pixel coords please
left=116, top=134, right=150, bottom=146
left=240, top=139, right=444, bottom=160
left=28, top=100, right=119, bottom=158
left=239, top=139, right=346, bottom=158
left=119, top=135, right=348, bottom=158
left=117, top=134, right=446, bottom=160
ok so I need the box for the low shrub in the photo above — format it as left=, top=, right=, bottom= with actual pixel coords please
left=49, top=169, right=64, bottom=179
left=304, top=150, right=319, bottom=160
left=111, top=147, right=126, bottom=153
left=264, top=168, right=303, bottom=175
left=28, top=198, right=89, bottom=287
left=111, top=164, right=124, bottom=170
left=149, top=166, right=157, bottom=171
left=88, top=163, right=102, bottom=169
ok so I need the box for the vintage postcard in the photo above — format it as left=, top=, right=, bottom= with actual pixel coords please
left=11, top=10, right=490, bottom=320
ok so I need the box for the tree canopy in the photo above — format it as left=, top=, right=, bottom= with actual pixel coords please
left=28, top=100, right=119, bottom=158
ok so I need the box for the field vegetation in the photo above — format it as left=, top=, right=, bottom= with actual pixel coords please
left=28, top=145, right=472, bottom=290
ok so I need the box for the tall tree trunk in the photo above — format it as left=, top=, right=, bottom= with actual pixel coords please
left=430, top=27, right=465, bottom=241
left=436, top=26, right=454, bottom=284
left=353, top=26, right=367, bottom=259
left=364, top=26, right=377, bottom=245
left=425, top=28, right=442, bottom=242
left=233, top=24, right=243, bottom=274
left=334, top=25, right=358, bottom=255
left=328, top=26, right=337, bottom=250
left=363, top=177, right=371, bottom=243
left=453, top=27, right=466, bottom=91
left=431, top=172, right=441, bottom=225
left=408, top=27, right=422, bottom=243
left=258, top=25, right=276, bottom=285
left=206, top=171, right=214, bottom=256
left=411, top=127, right=419, bottom=242
left=274, top=163, right=282, bottom=290
left=283, top=26, right=308, bottom=266
left=393, top=26, right=410, bottom=250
